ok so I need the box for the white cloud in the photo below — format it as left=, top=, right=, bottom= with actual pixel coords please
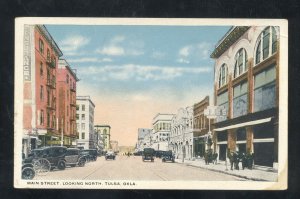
left=68, top=57, right=113, bottom=63
left=60, top=35, right=90, bottom=53
left=96, top=35, right=144, bottom=56
left=78, top=64, right=211, bottom=81
left=96, top=46, right=125, bottom=56
left=177, top=42, right=213, bottom=63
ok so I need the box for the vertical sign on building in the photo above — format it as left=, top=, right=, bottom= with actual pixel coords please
left=23, top=25, right=31, bottom=81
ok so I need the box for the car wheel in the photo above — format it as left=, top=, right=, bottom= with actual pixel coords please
left=57, top=160, right=66, bottom=170
left=33, top=158, right=50, bottom=176
left=22, top=167, right=35, bottom=180
left=78, top=158, right=85, bottom=167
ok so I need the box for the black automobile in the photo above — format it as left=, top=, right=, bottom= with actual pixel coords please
left=81, top=149, right=98, bottom=161
left=162, top=151, right=175, bottom=163
left=24, top=146, right=67, bottom=171
left=142, top=148, right=155, bottom=162
left=65, top=148, right=87, bottom=167
left=155, top=150, right=166, bottom=158
left=105, top=151, right=116, bottom=160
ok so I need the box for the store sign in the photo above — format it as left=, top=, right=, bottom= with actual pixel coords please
left=204, top=105, right=227, bottom=120
left=23, top=25, right=31, bottom=81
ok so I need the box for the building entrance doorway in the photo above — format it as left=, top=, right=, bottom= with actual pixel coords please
left=219, top=144, right=227, bottom=161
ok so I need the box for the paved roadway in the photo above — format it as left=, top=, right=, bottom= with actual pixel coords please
left=35, top=155, right=246, bottom=181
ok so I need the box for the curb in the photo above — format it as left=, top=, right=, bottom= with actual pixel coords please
left=174, top=160, right=275, bottom=181
left=185, top=163, right=267, bottom=181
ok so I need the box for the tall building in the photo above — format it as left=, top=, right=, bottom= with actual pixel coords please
left=193, top=96, right=210, bottom=158
left=210, top=26, right=279, bottom=168
left=170, top=107, right=193, bottom=159
left=136, top=128, right=152, bottom=151
left=94, top=125, right=111, bottom=151
left=152, top=113, right=174, bottom=151
left=22, top=25, right=63, bottom=157
left=57, top=59, right=79, bottom=147
left=76, top=96, right=95, bottom=149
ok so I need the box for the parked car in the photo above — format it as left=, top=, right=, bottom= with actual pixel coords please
left=65, top=148, right=87, bottom=167
left=81, top=149, right=98, bottom=161
left=21, top=162, right=35, bottom=180
left=155, top=150, right=166, bottom=158
left=24, top=146, right=67, bottom=171
left=105, top=151, right=116, bottom=160
left=142, top=148, right=155, bottom=162
left=162, top=151, right=175, bottom=163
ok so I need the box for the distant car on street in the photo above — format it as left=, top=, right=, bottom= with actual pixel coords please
left=81, top=149, right=98, bottom=161
left=161, top=151, right=175, bottom=163
left=142, top=148, right=155, bottom=162
left=105, top=151, right=116, bottom=160
left=65, top=148, right=87, bottom=167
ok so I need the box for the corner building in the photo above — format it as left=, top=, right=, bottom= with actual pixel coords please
left=210, top=26, right=279, bottom=168
left=23, top=25, right=63, bottom=156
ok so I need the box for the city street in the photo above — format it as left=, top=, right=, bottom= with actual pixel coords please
left=34, top=155, right=246, bottom=181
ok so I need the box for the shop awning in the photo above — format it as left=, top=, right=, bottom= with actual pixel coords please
left=214, top=117, right=272, bottom=132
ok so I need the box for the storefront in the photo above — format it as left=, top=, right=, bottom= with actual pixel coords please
left=216, top=130, right=227, bottom=161
left=194, top=137, right=205, bottom=158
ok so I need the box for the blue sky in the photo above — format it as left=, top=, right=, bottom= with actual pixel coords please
left=46, top=25, right=230, bottom=146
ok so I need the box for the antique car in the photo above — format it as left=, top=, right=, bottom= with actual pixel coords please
left=65, top=148, right=87, bottom=167
left=21, top=162, right=35, bottom=180
left=81, top=149, right=98, bottom=161
left=105, top=151, right=116, bottom=160
left=23, top=146, right=67, bottom=171
left=161, top=151, right=175, bottom=163
left=142, top=148, right=155, bottom=162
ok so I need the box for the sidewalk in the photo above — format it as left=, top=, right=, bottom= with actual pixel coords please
left=174, top=158, right=278, bottom=181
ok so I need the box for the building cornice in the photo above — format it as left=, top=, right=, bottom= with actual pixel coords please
left=210, top=26, right=250, bottom=59
left=36, top=25, right=63, bottom=57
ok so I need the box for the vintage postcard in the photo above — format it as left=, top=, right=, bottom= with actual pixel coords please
left=14, top=18, right=288, bottom=189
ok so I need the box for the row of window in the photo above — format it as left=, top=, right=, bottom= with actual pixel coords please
left=76, top=114, right=85, bottom=120
left=217, top=65, right=276, bottom=122
left=153, top=122, right=171, bottom=132
left=218, top=26, right=278, bottom=88
left=39, top=38, right=57, bottom=67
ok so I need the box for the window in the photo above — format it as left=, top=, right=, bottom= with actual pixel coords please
left=40, top=110, right=44, bottom=125
left=40, top=86, right=44, bottom=101
left=40, top=62, right=43, bottom=76
left=47, top=49, right=50, bottom=61
left=255, top=27, right=278, bottom=65
left=47, top=110, right=50, bottom=127
left=216, top=91, right=228, bottom=122
left=82, top=105, right=85, bottom=111
left=66, top=74, right=69, bottom=83
left=47, top=89, right=50, bottom=105
left=233, top=81, right=248, bottom=118
left=76, top=105, right=79, bottom=110
left=82, top=114, right=85, bottom=120
left=82, top=123, right=85, bottom=130
left=254, top=65, right=276, bottom=112
left=82, top=132, right=85, bottom=139
left=76, top=114, right=79, bottom=120
left=39, top=39, right=44, bottom=54
left=76, top=123, right=79, bottom=130
left=67, top=106, right=69, bottom=116
left=218, top=64, right=228, bottom=88
left=234, top=48, right=248, bottom=78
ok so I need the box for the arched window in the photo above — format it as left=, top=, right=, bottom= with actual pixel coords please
left=255, top=26, right=278, bottom=65
left=218, top=64, right=228, bottom=88
left=234, top=48, right=248, bottom=78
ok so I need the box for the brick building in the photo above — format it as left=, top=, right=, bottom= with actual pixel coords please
left=56, top=59, right=79, bottom=147
left=192, top=96, right=210, bottom=158
left=210, top=26, right=279, bottom=168
left=23, top=25, right=63, bottom=156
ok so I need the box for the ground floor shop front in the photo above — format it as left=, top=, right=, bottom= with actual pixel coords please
left=213, top=109, right=278, bottom=168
